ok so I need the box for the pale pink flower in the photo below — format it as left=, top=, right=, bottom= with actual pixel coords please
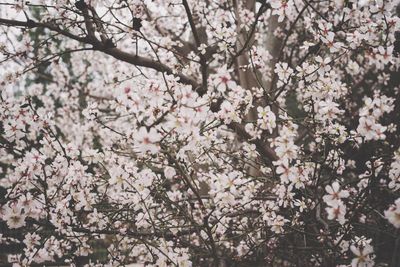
left=2, top=205, right=26, bottom=229
left=135, top=127, right=161, bottom=154
left=384, top=198, right=400, bottom=228
left=326, top=201, right=346, bottom=225
left=350, top=243, right=374, bottom=267
left=323, top=182, right=349, bottom=205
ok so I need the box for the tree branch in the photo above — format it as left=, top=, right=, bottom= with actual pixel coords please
left=0, top=17, right=199, bottom=88
left=229, top=122, right=278, bottom=162
left=182, top=0, right=209, bottom=95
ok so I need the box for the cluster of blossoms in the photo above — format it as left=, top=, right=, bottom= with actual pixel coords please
left=0, top=0, right=400, bottom=266
left=356, top=92, right=395, bottom=141
left=323, top=182, right=349, bottom=225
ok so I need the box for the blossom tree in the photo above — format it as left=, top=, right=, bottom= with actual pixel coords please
left=0, top=0, right=399, bottom=266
